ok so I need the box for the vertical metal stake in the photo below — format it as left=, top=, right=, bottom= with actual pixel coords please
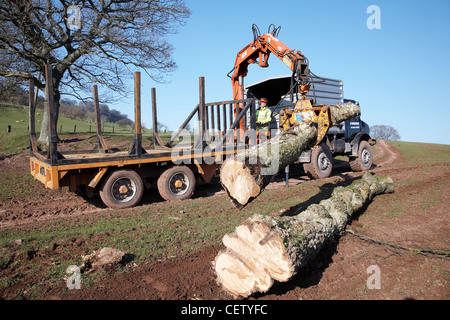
left=285, top=165, right=290, bottom=187
left=198, top=77, right=206, bottom=149
left=151, top=87, right=158, bottom=146
left=44, top=64, right=59, bottom=164
left=134, top=71, right=143, bottom=157
left=93, top=84, right=108, bottom=152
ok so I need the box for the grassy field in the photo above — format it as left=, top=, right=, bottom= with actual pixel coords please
left=388, top=140, right=450, bottom=165
left=0, top=105, right=126, bottom=134
left=0, top=140, right=448, bottom=298
left=0, top=105, right=170, bottom=154
left=1, top=102, right=449, bottom=299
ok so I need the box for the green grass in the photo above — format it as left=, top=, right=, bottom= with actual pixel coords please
left=0, top=105, right=174, bottom=154
left=388, top=140, right=450, bottom=165
left=0, top=177, right=328, bottom=265
left=1, top=107, right=449, bottom=298
left=0, top=105, right=137, bottom=134
left=0, top=186, right=297, bottom=298
left=0, top=132, right=30, bottom=154
left=0, top=171, right=46, bottom=202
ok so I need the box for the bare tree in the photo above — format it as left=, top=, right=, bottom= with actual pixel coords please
left=371, top=125, right=401, bottom=141
left=0, top=76, right=26, bottom=102
left=0, top=0, right=190, bottom=143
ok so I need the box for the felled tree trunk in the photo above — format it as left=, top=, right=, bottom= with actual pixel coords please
left=214, top=172, right=394, bottom=298
left=220, top=102, right=361, bottom=207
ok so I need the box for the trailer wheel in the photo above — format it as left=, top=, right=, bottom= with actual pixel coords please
left=349, top=140, right=373, bottom=172
left=99, top=169, right=144, bottom=209
left=157, top=165, right=196, bottom=201
left=303, top=144, right=333, bottom=179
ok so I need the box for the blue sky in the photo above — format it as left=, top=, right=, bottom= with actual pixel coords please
left=110, top=0, right=450, bottom=145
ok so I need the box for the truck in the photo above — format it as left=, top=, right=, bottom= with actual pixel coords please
left=29, top=24, right=375, bottom=209
left=230, top=24, right=376, bottom=180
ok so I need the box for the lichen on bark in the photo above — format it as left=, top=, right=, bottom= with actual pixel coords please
left=214, top=172, right=394, bottom=298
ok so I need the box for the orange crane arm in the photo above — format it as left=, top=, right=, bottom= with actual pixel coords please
left=230, top=29, right=309, bottom=101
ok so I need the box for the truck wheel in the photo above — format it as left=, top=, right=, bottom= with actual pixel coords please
left=99, top=169, right=144, bottom=209
left=349, top=140, right=373, bottom=172
left=157, top=165, right=196, bottom=201
left=303, top=144, right=333, bottom=179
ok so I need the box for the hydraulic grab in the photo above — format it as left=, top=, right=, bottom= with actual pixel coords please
left=228, top=24, right=375, bottom=179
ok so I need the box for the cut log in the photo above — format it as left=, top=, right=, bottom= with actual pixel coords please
left=214, top=172, right=394, bottom=298
left=220, top=102, right=361, bottom=207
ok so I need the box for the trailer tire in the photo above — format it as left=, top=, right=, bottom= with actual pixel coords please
left=157, top=165, right=196, bottom=201
left=349, top=140, right=373, bottom=172
left=99, top=169, right=144, bottom=209
left=303, top=144, right=333, bottom=179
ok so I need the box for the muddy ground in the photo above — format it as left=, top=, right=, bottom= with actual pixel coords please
left=0, top=140, right=449, bottom=302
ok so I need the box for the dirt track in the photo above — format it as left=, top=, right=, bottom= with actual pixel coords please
left=0, top=140, right=400, bottom=227
left=0, top=140, right=449, bottom=300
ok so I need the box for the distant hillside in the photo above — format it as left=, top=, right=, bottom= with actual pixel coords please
left=0, top=104, right=135, bottom=135
left=59, top=98, right=134, bottom=127
left=0, top=91, right=134, bottom=128
left=0, top=105, right=161, bottom=155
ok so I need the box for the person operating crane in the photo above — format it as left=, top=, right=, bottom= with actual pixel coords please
left=256, top=97, right=272, bottom=136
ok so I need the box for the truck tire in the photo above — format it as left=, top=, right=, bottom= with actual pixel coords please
left=303, top=144, right=333, bottom=179
left=157, top=165, right=196, bottom=201
left=349, top=140, right=373, bottom=172
left=99, top=169, right=144, bottom=209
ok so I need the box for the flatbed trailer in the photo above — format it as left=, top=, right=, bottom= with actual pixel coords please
left=29, top=66, right=258, bottom=208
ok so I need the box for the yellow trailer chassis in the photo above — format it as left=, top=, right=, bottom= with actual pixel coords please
left=29, top=67, right=257, bottom=208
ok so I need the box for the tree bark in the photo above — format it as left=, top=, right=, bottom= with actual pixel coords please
left=220, top=102, right=361, bottom=207
left=213, top=172, right=394, bottom=298
left=38, top=71, right=61, bottom=145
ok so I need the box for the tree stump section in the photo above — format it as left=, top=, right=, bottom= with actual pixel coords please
left=220, top=102, right=362, bottom=207
left=213, top=172, right=394, bottom=298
